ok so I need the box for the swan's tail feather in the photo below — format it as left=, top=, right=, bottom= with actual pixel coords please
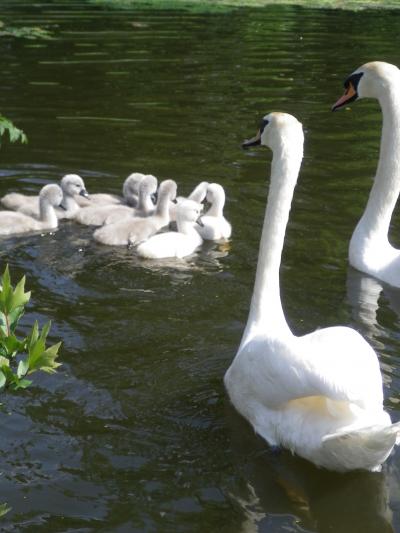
left=321, top=421, right=400, bottom=472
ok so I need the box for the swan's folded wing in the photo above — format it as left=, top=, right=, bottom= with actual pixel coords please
left=236, top=326, right=383, bottom=409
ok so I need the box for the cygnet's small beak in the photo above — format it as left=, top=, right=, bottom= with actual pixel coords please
left=151, top=193, right=157, bottom=204
left=196, top=217, right=204, bottom=228
left=80, top=188, right=90, bottom=198
left=60, top=203, right=68, bottom=211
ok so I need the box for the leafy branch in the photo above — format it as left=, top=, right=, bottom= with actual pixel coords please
left=0, top=265, right=61, bottom=392
left=0, top=20, right=53, bottom=40
left=0, top=116, right=27, bottom=147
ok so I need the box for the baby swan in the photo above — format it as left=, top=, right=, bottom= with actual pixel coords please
left=170, top=181, right=209, bottom=223
left=76, top=175, right=157, bottom=227
left=196, top=183, right=231, bottom=240
left=1, top=174, right=89, bottom=220
left=93, top=179, right=177, bottom=246
left=75, top=172, right=147, bottom=208
left=137, top=199, right=203, bottom=259
left=0, top=184, right=63, bottom=235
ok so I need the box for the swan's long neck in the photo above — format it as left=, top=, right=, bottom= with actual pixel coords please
left=39, top=198, right=58, bottom=228
left=189, top=182, right=208, bottom=203
left=138, top=188, right=154, bottom=214
left=241, top=136, right=303, bottom=346
left=206, top=194, right=224, bottom=217
left=356, top=83, right=400, bottom=240
left=156, top=192, right=172, bottom=221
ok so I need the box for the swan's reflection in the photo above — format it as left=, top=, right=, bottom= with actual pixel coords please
left=346, top=267, right=400, bottom=389
left=226, top=403, right=398, bottom=533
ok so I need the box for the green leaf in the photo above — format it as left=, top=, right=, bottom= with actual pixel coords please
left=0, top=115, right=27, bottom=147
left=0, top=356, right=9, bottom=367
left=0, top=335, right=25, bottom=358
left=0, top=370, right=6, bottom=389
left=7, top=306, right=25, bottom=333
left=9, top=275, right=30, bottom=312
left=0, top=266, right=12, bottom=314
left=0, top=502, right=11, bottom=517
left=12, top=378, right=32, bottom=390
left=17, top=359, right=29, bottom=378
left=26, top=321, right=39, bottom=352
left=28, top=341, right=62, bottom=374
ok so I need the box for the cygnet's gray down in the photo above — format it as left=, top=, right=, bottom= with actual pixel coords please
left=1, top=174, right=89, bottom=220
left=196, top=183, right=231, bottom=240
left=76, top=175, right=157, bottom=227
left=93, top=179, right=177, bottom=246
left=0, top=184, right=63, bottom=235
left=75, top=172, right=150, bottom=208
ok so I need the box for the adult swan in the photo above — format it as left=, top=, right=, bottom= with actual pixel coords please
left=333, top=61, right=400, bottom=288
left=224, top=112, right=400, bottom=472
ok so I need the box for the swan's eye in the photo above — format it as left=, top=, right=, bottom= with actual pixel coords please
left=259, top=119, right=269, bottom=134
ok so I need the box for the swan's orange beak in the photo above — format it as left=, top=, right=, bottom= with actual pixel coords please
left=242, top=130, right=261, bottom=148
left=332, top=82, right=357, bottom=111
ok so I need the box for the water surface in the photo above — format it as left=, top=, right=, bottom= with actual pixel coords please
left=0, top=1, right=400, bottom=531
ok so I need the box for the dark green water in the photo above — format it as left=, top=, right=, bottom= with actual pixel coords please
left=0, top=1, right=400, bottom=531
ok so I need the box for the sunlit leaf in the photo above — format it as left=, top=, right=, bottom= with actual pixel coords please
left=12, top=378, right=32, bottom=390
left=0, top=502, right=11, bottom=517
left=0, top=356, right=9, bottom=367
left=28, top=340, right=62, bottom=374
left=0, top=370, right=6, bottom=389
left=17, top=359, right=29, bottom=378
left=0, top=115, right=28, bottom=148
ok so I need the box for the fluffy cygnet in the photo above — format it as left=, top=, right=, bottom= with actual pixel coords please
left=75, top=175, right=157, bottom=226
left=169, top=181, right=209, bottom=222
left=196, top=183, right=231, bottom=240
left=93, top=179, right=177, bottom=246
left=1, top=174, right=89, bottom=220
left=75, top=172, right=147, bottom=208
left=0, top=184, right=63, bottom=235
left=138, top=199, right=203, bottom=259
left=103, top=175, right=158, bottom=225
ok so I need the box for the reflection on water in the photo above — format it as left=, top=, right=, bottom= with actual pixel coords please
left=0, top=1, right=399, bottom=531
left=227, top=404, right=398, bottom=533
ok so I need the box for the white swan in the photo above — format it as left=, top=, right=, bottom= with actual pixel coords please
left=75, top=175, right=157, bottom=226
left=93, top=179, right=177, bottom=246
left=196, top=183, right=231, bottom=241
left=224, top=112, right=400, bottom=472
left=75, top=172, right=147, bottom=208
left=137, top=199, right=203, bottom=259
left=1, top=174, right=89, bottom=220
left=332, top=61, right=400, bottom=288
left=0, top=184, right=63, bottom=235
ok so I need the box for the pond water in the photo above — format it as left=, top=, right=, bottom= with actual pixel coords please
left=0, top=1, right=400, bottom=531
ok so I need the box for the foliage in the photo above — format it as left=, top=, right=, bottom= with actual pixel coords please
left=89, top=0, right=400, bottom=11
left=0, top=116, right=27, bottom=147
left=0, top=503, right=11, bottom=518
left=0, top=20, right=53, bottom=40
left=0, top=266, right=61, bottom=392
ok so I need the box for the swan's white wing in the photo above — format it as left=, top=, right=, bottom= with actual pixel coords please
left=230, top=326, right=383, bottom=411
